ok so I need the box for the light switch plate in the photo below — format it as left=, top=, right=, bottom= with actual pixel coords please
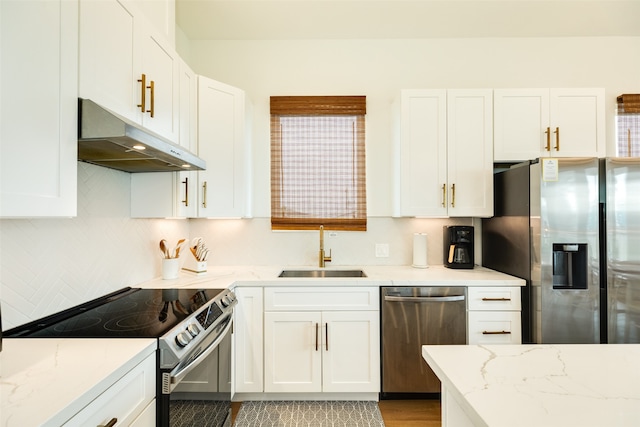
left=375, top=243, right=389, bottom=258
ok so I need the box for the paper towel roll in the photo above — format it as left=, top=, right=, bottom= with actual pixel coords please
left=412, top=233, right=428, bottom=268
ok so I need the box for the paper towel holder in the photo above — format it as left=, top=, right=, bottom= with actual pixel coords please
left=412, top=232, right=429, bottom=268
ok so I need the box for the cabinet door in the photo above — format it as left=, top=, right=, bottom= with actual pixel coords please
left=1, top=0, right=78, bottom=217
left=138, top=21, right=179, bottom=143
left=395, top=90, right=448, bottom=217
left=494, top=89, right=550, bottom=162
left=322, top=311, right=380, bottom=393
left=234, top=287, right=264, bottom=393
left=549, top=88, right=605, bottom=158
left=264, top=311, right=322, bottom=393
left=178, top=60, right=197, bottom=153
left=78, top=0, right=140, bottom=123
left=62, top=353, right=156, bottom=426
left=447, top=89, right=494, bottom=217
left=197, top=76, right=250, bottom=218
left=176, top=60, right=198, bottom=217
left=129, top=401, right=156, bottom=427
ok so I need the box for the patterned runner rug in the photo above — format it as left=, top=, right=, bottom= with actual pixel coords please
left=233, top=401, right=385, bottom=427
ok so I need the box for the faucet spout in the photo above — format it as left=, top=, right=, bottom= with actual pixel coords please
left=319, top=225, right=332, bottom=267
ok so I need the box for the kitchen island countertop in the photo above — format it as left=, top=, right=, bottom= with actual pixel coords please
left=138, top=264, right=525, bottom=289
left=422, top=344, right=640, bottom=427
left=0, top=338, right=156, bottom=427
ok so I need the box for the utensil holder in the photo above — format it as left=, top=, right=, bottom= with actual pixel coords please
left=162, top=258, right=180, bottom=280
left=182, top=256, right=207, bottom=275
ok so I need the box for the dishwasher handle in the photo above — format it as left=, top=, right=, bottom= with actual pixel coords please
left=384, top=295, right=465, bottom=303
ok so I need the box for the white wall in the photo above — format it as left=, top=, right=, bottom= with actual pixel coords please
left=187, top=36, right=640, bottom=217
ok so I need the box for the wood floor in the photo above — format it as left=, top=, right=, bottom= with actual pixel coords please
left=378, top=400, right=441, bottom=427
left=231, top=400, right=441, bottom=426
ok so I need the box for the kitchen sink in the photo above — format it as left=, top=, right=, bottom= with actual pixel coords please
left=278, top=269, right=367, bottom=278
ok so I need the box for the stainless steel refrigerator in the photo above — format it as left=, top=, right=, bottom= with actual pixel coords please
left=605, top=158, right=640, bottom=343
left=482, top=157, right=602, bottom=344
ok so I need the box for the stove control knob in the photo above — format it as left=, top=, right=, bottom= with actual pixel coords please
left=187, top=323, right=200, bottom=337
left=221, top=295, right=234, bottom=307
left=175, top=331, right=193, bottom=347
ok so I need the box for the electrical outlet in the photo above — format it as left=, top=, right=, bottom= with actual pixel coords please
left=375, top=243, right=389, bottom=258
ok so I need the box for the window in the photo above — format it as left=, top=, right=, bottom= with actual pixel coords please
left=616, top=94, right=640, bottom=157
left=270, top=96, right=367, bottom=231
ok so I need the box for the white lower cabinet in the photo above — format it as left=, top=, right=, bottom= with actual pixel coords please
left=63, top=352, right=156, bottom=426
left=467, top=287, right=522, bottom=344
left=263, top=287, right=380, bottom=394
left=234, top=287, right=265, bottom=394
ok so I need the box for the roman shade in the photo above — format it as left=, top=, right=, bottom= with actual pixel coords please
left=270, top=96, right=367, bottom=231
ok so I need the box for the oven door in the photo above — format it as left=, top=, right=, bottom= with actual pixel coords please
left=158, top=315, right=233, bottom=427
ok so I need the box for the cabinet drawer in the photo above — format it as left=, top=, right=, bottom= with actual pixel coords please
left=265, top=287, right=379, bottom=311
left=63, top=352, right=156, bottom=426
left=468, top=311, right=522, bottom=344
left=467, top=287, right=521, bottom=311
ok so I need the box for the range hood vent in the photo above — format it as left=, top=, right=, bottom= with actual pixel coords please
left=77, top=98, right=206, bottom=173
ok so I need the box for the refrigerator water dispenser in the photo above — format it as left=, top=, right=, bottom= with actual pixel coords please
left=552, top=243, right=588, bottom=289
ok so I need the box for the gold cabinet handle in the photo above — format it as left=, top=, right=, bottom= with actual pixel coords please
left=202, top=181, right=207, bottom=208
left=315, top=322, right=319, bottom=351
left=545, top=127, right=551, bottom=151
left=137, top=74, right=146, bottom=113
left=441, top=184, right=446, bottom=207
left=146, top=80, right=155, bottom=118
left=325, top=323, right=329, bottom=351
left=181, top=176, right=189, bottom=206
left=450, top=183, right=455, bottom=208
left=99, top=418, right=117, bottom=427
left=554, top=127, right=559, bottom=151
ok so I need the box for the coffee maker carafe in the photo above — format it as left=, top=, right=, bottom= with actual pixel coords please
left=443, top=226, right=474, bottom=269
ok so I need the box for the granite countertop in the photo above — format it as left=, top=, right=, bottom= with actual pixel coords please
left=422, top=344, right=640, bottom=427
left=138, top=264, right=525, bottom=289
left=0, top=338, right=156, bottom=427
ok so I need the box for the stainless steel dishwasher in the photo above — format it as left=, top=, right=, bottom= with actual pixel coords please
left=381, top=286, right=467, bottom=397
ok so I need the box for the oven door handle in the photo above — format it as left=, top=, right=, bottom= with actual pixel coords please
left=167, top=315, right=232, bottom=392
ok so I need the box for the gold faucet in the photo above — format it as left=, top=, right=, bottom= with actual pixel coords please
left=319, top=225, right=332, bottom=267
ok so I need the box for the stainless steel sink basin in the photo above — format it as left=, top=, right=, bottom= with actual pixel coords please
left=278, top=269, right=367, bottom=278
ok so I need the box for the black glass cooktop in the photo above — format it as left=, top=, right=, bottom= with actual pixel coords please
left=5, top=287, right=223, bottom=338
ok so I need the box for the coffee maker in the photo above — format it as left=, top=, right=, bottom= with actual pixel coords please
left=443, top=225, right=474, bottom=269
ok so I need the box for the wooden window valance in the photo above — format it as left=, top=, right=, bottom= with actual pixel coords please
left=617, top=94, right=640, bottom=113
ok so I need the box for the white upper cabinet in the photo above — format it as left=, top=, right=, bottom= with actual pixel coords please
left=394, top=89, right=493, bottom=218
left=1, top=0, right=78, bottom=217
left=137, top=19, right=179, bottom=142
left=197, top=76, right=252, bottom=218
left=131, top=74, right=252, bottom=219
left=494, top=88, right=605, bottom=161
left=79, top=0, right=179, bottom=143
left=176, top=59, right=198, bottom=218
left=130, top=59, right=196, bottom=219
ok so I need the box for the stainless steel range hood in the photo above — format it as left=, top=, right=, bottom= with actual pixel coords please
left=77, top=98, right=206, bottom=173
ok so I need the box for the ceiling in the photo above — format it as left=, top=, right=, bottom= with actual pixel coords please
left=176, top=0, right=640, bottom=40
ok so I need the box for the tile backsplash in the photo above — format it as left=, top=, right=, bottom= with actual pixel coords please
left=0, top=163, right=189, bottom=330
left=0, top=163, right=473, bottom=330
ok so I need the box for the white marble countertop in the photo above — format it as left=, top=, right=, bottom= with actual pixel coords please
left=422, top=344, right=640, bottom=427
left=138, top=264, right=525, bottom=289
left=0, top=338, right=156, bottom=427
